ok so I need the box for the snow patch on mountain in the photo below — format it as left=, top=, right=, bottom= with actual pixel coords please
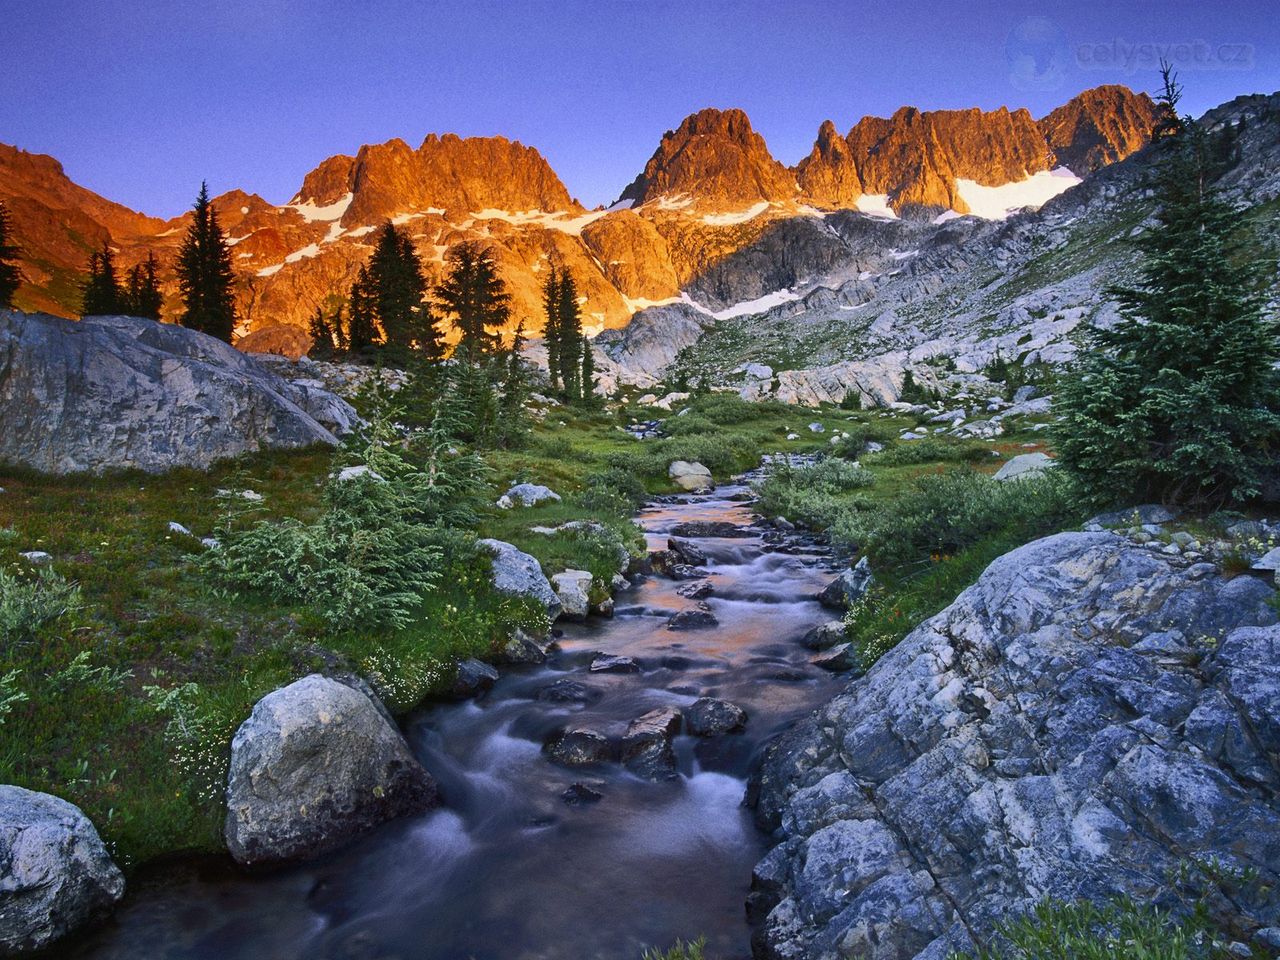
left=700, top=201, right=770, bottom=226
left=289, top=193, right=353, bottom=223
left=654, top=193, right=695, bottom=211
left=285, top=243, right=322, bottom=264
left=957, top=168, right=1081, bottom=219
left=681, top=287, right=807, bottom=321
left=469, top=208, right=610, bottom=236
left=622, top=294, right=682, bottom=315
left=854, top=194, right=898, bottom=219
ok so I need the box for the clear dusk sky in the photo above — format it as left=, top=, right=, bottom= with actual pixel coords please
left=2, top=0, right=1277, bottom=217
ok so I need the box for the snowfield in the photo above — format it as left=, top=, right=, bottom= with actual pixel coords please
left=956, top=167, right=1081, bottom=219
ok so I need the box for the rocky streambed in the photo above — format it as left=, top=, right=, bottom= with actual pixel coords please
left=63, top=473, right=852, bottom=959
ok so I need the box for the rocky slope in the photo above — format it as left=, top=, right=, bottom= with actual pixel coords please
left=640, top=91, right=1280, bottom=406
left=0, top=86, right=1158, bottom=349
left=750, top=531, right=1280, bottom=960
left=0, top=144, right=166, bottom=317
left=0, top=311, right=356, bottom=474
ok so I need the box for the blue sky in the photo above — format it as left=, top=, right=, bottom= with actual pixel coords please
left=2, top=0, right=1276, bottom=216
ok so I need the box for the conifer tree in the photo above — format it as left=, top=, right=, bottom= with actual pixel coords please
left=1054, top=70, right=1280, bottom=507
left=308, top=302, right=350, bottom=359
left=541, top=264, right=562, bottom=392
left=347, top=266, right=379, bottom=353
left=307, top=306, right=332, bottom=360
left=0, top=200, right=22, bottom=309
left=497, top=320, right=531, bottom=447
left=367, top=224, right=441, bottom=356
left=329, top=303, right=349, bottom=353
left=1151, top=59, right=1186, bottom=141
left=435, top=242, right=510, bottom=359
left=556, top=269, right=583, bottom=399
left=580, top=332, right=596, bottom=404
left=81, top=244, right=124, bottom=316
left=176, top=183, right=237, bottom=342
left=443, top=349, right=499, bottom=445
left=123, top=253, right=163, bottom=320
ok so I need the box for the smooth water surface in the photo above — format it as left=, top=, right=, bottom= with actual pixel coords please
left=71, top=475, right=845, bottom=960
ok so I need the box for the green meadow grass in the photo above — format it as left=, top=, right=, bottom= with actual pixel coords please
left=0, top=393, right=1058, bottom=869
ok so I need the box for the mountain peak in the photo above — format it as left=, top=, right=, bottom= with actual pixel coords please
left=796, top=120, right=863, bottom=207
left=292, top=133, right=580, bottom=225
left=1039, top=85, right=1159, bottom=173
left=616, top=106, right=797, bottom=209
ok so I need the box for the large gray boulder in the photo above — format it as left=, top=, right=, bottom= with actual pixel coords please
left=0, top=311, right=357, bottom=475
left=224, top=675, right=437, bottom=868
left=752, top=532, right=1280, bottom=960
left=621, top=707, right=683, bottom=780
left=992, top=451, right=1055, bottom=481
left=476, top=539, right=563, bottom=620
left=668, top=460, right=713, bottom=492
left=0, top=785, right=125, bottom=954
left=551, top=569, right=593, bottom=621
left=817, top=557, right=874, bottom=610
left=593, top=302, right=715, bottom=389
left=496, top=483, right=561, bottom=509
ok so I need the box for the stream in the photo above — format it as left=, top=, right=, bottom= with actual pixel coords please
left=69, top=470, right=847, bottom=960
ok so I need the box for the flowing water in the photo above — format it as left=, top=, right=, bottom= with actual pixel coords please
left=70, top=473, right=846, bottom=960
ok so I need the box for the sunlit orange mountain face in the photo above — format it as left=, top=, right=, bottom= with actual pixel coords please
left=0, top=85, right=1156, bottom=346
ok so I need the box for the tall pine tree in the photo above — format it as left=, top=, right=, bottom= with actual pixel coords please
left=555, top=269, right=583, bottom=399
left=1054, top=68, right=1280, bottom=507
left=0, top=200, right=22, bottom=309
left=367, top=224, right=442, bottom=357
left=81, top=244, right=124, bottom=316
left=122, top=253, right=163, bottom=320
left=580, top=331, right=596, bottom=404
left=541, top=264, right=562, bottom=392
left=347, top=265, right=379, bottom=353
left=435, top=242, right=510, bottom=360
left=496, top=320, right=531, bottom=447
left=176, top=183, right=237, bottom=342
left=1151, top=59, right=1186, bottom=142
left=307, top=302, right=348, bottom=359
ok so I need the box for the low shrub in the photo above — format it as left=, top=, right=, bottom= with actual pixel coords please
left=203, top=474, right=444, bottom=631
left=531, top=434, right=577, bottom=460
left=203, top=406, right=489, bottom=631
left=829, top=422, right=898, bottom=458
left=685, top=393, right=776, bottom=424
left=581, top=467, right=649, bottom=514
left=866, top=435, right=993, bottom=467
left=838, top=469, right=1080, bottom=573
left=0, top=567, right=80, bottom=643
left=642, top=938, right=707, bottom=960
left=662, top=414, right=719, bottom=438
left=754, top=457, right=876, bottom=531
left=605, top=432, right=759, bottom=481
left=953, top=897, right=1234, bottom=960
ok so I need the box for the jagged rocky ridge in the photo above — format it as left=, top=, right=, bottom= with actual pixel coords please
left=598, top=92, right=1280, bottom=405
left=0, top=86, right=1157, bottom=344
left=749, top=531, right=1280, bottom=960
